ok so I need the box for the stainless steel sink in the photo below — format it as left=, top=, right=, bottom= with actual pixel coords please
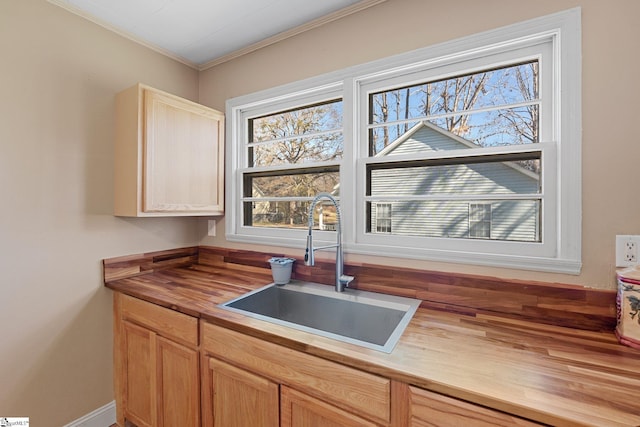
left=219, top=280, right=421, bottom=353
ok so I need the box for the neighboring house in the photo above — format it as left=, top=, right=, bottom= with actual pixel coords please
left=370, top=121, right=540, bottom=242
left=251, top=185, right=272, bottom=221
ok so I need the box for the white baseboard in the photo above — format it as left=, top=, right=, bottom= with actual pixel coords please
left=63, top=401, right=116, bottom=427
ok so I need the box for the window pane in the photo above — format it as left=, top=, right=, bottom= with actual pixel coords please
left=369, top=61, right=539, bottom=155
left=246, top=170, right=339, bottom=198
left=367, top=200, right=540, bottom=242
left=370, top=106, right=538, bottom=155
left=251, top=132, right=343, bottom=167
left=245, top=199, right=339, bottom=230
left=369, top=158, right=541, bottom=197
left=251, top=100, right=343, bottom=143
left=245, top=200, right=312, bottom=229
left=369, top=62, right=539, bottom=124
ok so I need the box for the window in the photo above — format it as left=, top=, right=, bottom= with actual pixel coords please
left=375, top=203, right=392, bottom=233
left=469, top=203, right=492, bottom=239
left=226, top=9, right=581, bottom=273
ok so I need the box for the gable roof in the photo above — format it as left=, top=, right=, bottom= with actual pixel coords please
left=376, top=121, right=539, bottom=181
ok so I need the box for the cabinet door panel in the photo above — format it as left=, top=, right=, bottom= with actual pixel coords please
left=144, top=89, right=224, bottom=213
left=157, top=337, right=199, bottom=427
left=208, top=357, right=279, bottom=427
left=281, top=386, right=379, bottom=427
left=123, top=321, right=156, bottom=427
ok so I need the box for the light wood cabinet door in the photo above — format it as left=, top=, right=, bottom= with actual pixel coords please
left=157, top=337, right=200, bottom=427
left=281, top=386, right=380, bottom=427
left=114, top=83, right=224, bottom=217
left=122, top=321, right=156, bottom=427
left=408, top=386, right=542, bottom=427
left=206, top=357, right=279, bottom=427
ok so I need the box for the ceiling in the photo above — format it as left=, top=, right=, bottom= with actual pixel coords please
left=49, top=0, right=383, bottom=70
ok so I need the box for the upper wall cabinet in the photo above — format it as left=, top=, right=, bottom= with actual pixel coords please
left=114, top=83, right=225, bottom=216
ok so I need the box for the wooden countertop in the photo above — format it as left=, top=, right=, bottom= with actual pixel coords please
left=105, top=263, right=640, bottom=427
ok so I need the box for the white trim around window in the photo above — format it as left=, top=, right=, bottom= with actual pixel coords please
left=225, top=8, right=581, bottom=274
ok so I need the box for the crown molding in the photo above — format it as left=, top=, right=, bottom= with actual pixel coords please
left=47, top=0, right=387, bottom=71
left=198, top=0, right=387, bottom=70
left=47, top=0, right=199, bottom=69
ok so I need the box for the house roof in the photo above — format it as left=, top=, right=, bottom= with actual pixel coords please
left=376, top=121, right=540, bottom=181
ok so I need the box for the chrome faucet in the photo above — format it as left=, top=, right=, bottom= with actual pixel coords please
left=304, top=193, right=354, bottom=292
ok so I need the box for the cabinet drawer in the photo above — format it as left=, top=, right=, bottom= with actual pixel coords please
left=409, top=386, right=543, bottom=426
left=118, top=294, right=198, bottom=347
left=202, top=322, right=391, bottom=425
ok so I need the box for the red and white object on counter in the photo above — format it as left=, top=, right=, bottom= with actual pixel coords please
left=616, top=267, right=640, bottom=349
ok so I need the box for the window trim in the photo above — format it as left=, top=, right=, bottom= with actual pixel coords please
left=226, top=8, right=581, bottom=274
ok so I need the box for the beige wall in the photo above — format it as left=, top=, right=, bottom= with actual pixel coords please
left=2, top=0, right=638, bottom=424
left=0, top=1, right=201, bottom=425
left=199, top=0, right=640, bottom=290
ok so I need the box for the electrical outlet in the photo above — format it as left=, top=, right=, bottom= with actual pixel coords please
left=616, top=235, right=640, bottom=267
left=207, top=220, right=216, bottom=237
left=625, top=240, right=637, bottom=263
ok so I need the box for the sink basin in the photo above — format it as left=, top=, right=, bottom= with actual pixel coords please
left=219, top=280, right=421, bottom=353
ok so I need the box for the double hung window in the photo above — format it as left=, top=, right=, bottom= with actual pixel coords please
left=226, top=9, right=581, bottom=273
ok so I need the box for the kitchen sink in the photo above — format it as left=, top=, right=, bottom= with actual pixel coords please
left=219, top=280, right=421, bottom=353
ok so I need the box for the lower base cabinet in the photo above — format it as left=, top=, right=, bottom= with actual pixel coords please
left=114, top=292, right=545, bottom=427
left=200, top=321, right=545, bottom=427
left=114, top=294, right=200, bottom=427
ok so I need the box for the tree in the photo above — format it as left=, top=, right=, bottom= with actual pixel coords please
left=249, top=101, right=343, bottom=226
left=369, top=61, right=540, bottom=169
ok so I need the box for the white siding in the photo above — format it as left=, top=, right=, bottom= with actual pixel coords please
left=370, top=124, right=540, bottom=241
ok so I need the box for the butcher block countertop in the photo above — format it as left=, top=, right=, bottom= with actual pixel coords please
left=104, top=247, right=640, bottom=427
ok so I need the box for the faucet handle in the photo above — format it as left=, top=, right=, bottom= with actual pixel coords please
left=304, top=234, right=314, bottom=266
left=339, top=275, right=355, bottom=288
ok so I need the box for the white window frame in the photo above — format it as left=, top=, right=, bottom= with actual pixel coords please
left=226, top=8, right=581, bottom=274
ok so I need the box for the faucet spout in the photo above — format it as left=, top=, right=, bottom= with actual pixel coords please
left=304, top=193, right=353, bottom=292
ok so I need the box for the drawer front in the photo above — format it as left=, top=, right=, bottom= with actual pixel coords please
left=119, top=293, right=198, bottom=347
left=409, top=386, right=543, bottom=426
left=202, top=322, right=391, bottom=424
